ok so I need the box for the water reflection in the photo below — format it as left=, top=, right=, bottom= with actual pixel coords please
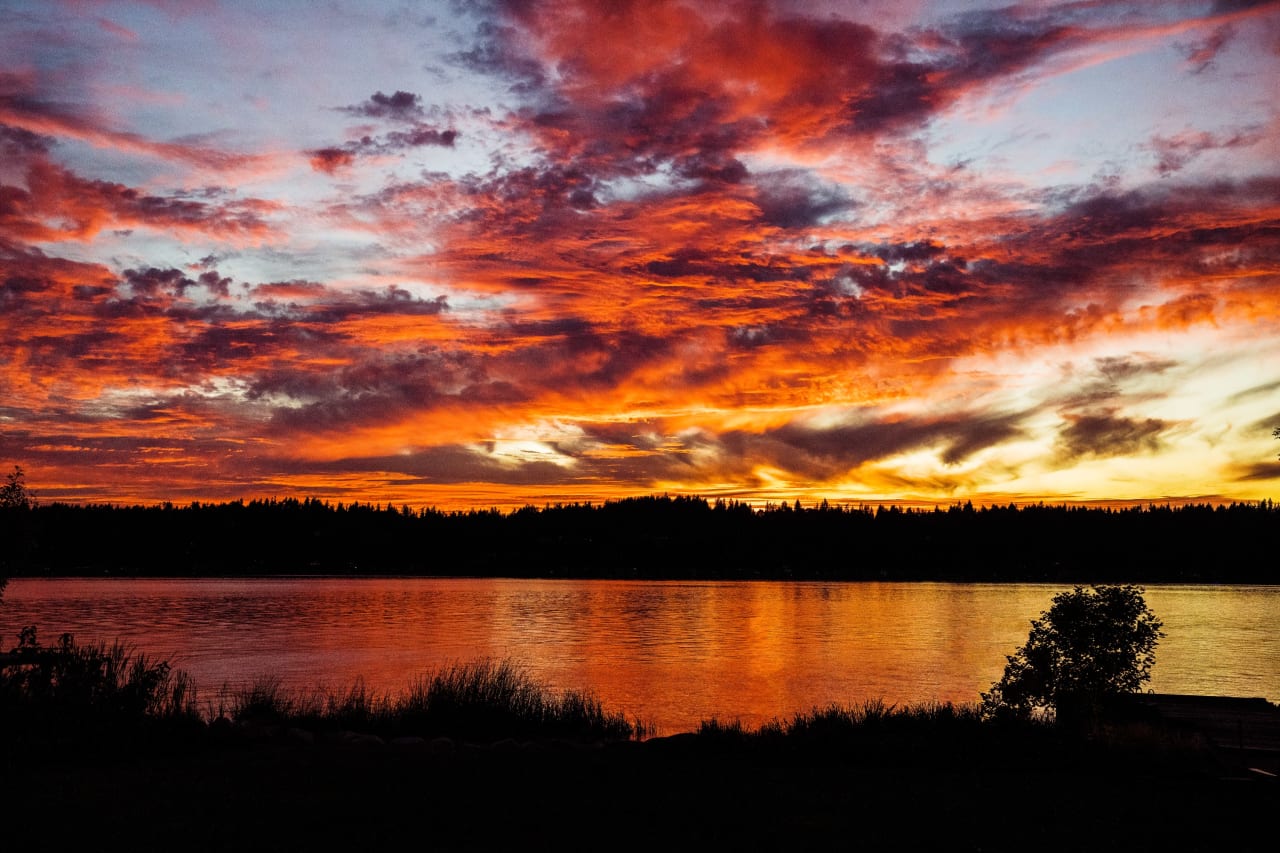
left=2, top=578, right=1275, bottom=734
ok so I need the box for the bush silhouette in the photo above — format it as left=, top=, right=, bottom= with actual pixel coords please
left=1, top=465, right=37, bottom=601
left=1, top=627, right=200, bottom=757
left=981, top=585, right=1163, bottom=726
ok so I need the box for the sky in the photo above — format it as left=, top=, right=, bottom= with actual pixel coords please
left=1, top=0, right=1279, bottom=510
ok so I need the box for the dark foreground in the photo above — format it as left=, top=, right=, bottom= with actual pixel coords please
left=3, top=729, right=1276, bottom=852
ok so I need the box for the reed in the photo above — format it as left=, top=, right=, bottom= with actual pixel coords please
left=689, top=699, right=1055, bottom=765
left=220, top=658, right=642, bottom=742
left=0, top=628, right=202, bottom=756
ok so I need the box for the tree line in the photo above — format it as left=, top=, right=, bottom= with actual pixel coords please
left=2, top=490, right=1277, bottom=582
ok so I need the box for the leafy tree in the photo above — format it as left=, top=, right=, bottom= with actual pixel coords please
left=0, top=465, right=35, bottom=510
left=1, top=465, right=37, bottom=602
left=1274, top=426, right=1279, bottom=458
left=980, top=585, right=1163, bottom=725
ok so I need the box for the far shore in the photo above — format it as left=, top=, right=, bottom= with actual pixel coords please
left=5, top=495, right=1277, bottom=583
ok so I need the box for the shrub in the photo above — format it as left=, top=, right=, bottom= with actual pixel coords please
left=981, top=584, right=1163, bottom=726
left=0, top=626, right=200, bottom=755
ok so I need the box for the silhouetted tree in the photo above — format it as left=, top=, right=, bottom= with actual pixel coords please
left=1, top=465, right=37, bottom=601
left=980, top=585, right=1163, bottom=726
left=0, top=465, right=34, bottom=510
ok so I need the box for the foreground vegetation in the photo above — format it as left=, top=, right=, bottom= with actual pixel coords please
left=224, top=658, right=641, bottom=743
left=0, top=627, right=201, bottom=754
left=0, top=623, right=1242, bottom=770
left=0, top=622, right=1205, bottom=759
left=1, top=632, right=640, bottom=761
left=4, top=493, right=1278, bottom=581
left=3, top=629, right=1275, bottom=851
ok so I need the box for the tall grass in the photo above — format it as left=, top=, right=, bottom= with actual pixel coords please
left=3, top=628, right=641, bottom=752
left=1, top=628, right=202, bottom=756
left=398, top=658, right=640, bottom=741
left=700, top=700, right=988, bottom=739
left=218, top=659, right=643, bottom=743
left=695, top=700, right=1058, bottom=764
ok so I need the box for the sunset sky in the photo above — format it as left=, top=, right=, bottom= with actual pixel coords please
left=2, top=0, right=1279, bottom=509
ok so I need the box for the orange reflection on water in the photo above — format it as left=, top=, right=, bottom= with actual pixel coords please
left=2, top=579, right=1275, bottom=735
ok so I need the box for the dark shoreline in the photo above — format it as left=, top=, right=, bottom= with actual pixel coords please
left=4, top=717, right=1276, bottom=852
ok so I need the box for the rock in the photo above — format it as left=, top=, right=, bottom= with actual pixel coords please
left=427, top=736, right=455, bottom=756
left=642, top=732, right=701, bottom=755
left=286, top=727, right=315, bottom=745
left=327, top=730, right=385, bottom=747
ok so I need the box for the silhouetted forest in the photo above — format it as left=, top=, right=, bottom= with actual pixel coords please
left=2, top=495, right=1277, bottom=582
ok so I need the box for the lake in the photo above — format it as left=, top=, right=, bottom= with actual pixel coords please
left=2, top=578, right=1276, bottom=734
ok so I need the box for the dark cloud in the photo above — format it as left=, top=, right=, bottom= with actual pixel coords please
left=717, top=410, right=1029, bottom=479
left=0, top=274, right=53, bottom=307
left=452, top=21, right=548, bottom=95
left=308, top=147, right=355, bottom=174
left=1228, top=379, right=1280, bottom=404
left=1229, top=455, right=1280, bottom=482
left=174, top=320, right=338, bottom=370
left=123, top=266, right=195, bottom=298
left=1050, top=356, right=1180, bottom=415
left=383, top=126, right=457, bottom=148
left=1248, top=411, right=1280, bottom=434
left=674, top=152, right=748, bottom=185
left=866, top=241, right=947, bottom=264
left=442, top=163, right=600, bottom=237
left=937, top=8, right=1082, bottom=82
left=1056, top=411, right=1169, bottom=461
left=197, top=269, right=232, bottom=298
left=306, top=125, right=457, bottom=173
left=118, top=267, right=234, bottom=304
left=262, top=355, right=457, bottom=430
left=341, top=90, right=424, bottom=121
left=1093, top=355, right=1178, bottom=384
left=0, top=122, right=52, bottom=156
left=1009, top=177, right=1280, bottom=303
left=1211, top=0, right=1280, bottom=10
left=753, top=171, right=855, bottom=228
left=267, top=406, right=1027, bottom=489
left=308, top=286, right=450, bottom=322
left=1147, top=128, right=1260, bottom=176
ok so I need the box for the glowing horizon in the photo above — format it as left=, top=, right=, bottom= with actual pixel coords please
left=2, top=0, right=1278, bottom=510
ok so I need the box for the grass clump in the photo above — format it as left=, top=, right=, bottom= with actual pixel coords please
left=221, top=658, right=642, bottom=743
left=4, top=633, right=639, bottom=753
left=400, top=658, right=637, bottom=741
left=694, top=700, right=1058, bottom=766
left=693, top=699, right=1219, bottom=774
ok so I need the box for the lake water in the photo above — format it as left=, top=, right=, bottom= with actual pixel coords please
left=2, top=578, right=1276, bottom=734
